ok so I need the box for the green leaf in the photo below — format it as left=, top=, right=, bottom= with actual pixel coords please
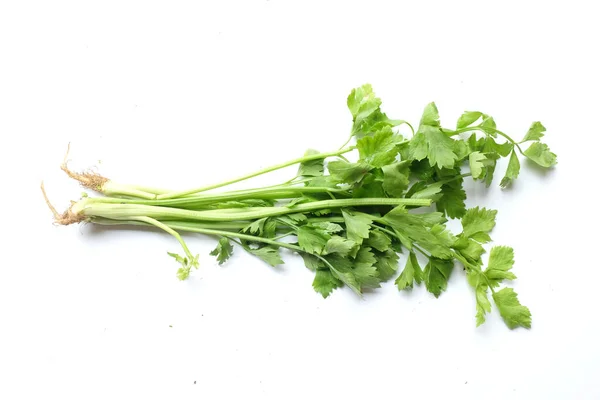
left=395, top=252, right=422, bottom=290
left=409, top=159, right=435, bottom=181
left=249, top=246, right=284, bottom=267
left=500, top=149, right=520, bottom=188
left=176, top=267, right=190, bottom=280
left=423, top=257, right=454, bottom=297
left=409, top=181, right=444, bottom=200
left=168, top=251, right=187, bottom=266
left=522, top=121, right=546, bottom=142
left=353, top=247, right=380, bottom=288
left=310, top=222, right=344, bottom=233
left=417, top=212, right=448, bottom=227
left=470, top=231, right=492, bottom=244
left=453, top=237, right=485, bottom=265
left=468, top=133, right=485, bottom=152
left=461, top=207, right=497, bottom=239
left=327, top=160, right=372, bottom=185
left=312, top=269, right=343, bottom=298
left=523, top=142, right=557, bottom=168
left=342, top=210, right=373, bottom=245
left=365, top=230, right=392, bottom=252
left=408, top=130, right=428, bottom=161
left=347, top=84, right=400, bottom=138
left=285, top=213, right=307, bottom=223
left=324, top=254, right=362, bottom=295
left=484, top=246, right=517, bottom=287
left=312, top=209, right=332, bottom=216
left=483, top=137, right=513, bottom=157
left=480, top=114, right=497, bottom=135
left=297, top=226, right=330, bottom=255
left=347, top=83, right=381, bottom=123
left=242, top=217, right=268, bottom=235
left=169, top=251, right=200, bottom=281
left=436, top=178, right=467, bottom=219
left=298, top=149, right=324, bottom=177
left=430, top=224, right=457, bottom=247
left=474, top=283, right=492, bottom=327
left=209, top=237, right=233, bottom=265
left=382, top=161, right=410, bottom=197
left=263, top=219, right=278, bottom=238
left=419, top=102, right=441, bottom=128
left=456, top=111, right=482, bottom=129
left=383, top=209, right=454, bottom=260
left=409, top=102, right=458, bottom=169
left=482, top=159, right=497, bottom=187
left=354, top=111, right=398, bottom=139
left=324, top=235, right=357, bottom=257
left=352, top=173, right=386, bottom=198
left=374, top=249, right=399, bottom=281
left=306, top=176, right=338, bottom=189
left=492, top=288, right=532, bottom=329
left=300, top=253, right=323, bottom=271
left=357, top=127, right=401, bottom=167
left=453, top=140, right=470, bottom=160
left=469, top=151, right=487, bottom=179
left=409, top=126, right=458, bottom=169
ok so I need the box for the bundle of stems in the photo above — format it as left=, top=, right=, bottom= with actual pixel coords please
left=43, top=84, right=557, bottom=329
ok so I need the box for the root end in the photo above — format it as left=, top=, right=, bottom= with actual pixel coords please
left=41, top=182, right=86, bottom=226
left=60, top=144, right=108, bottom=192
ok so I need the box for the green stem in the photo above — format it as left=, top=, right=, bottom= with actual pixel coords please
left=454, top=126, right=524, bottom=154
left=157, top=222, right=304, bottom=253
left=156, top=147, right=356, bottom=200
left=125, top=177, right=316, bottom=198
left=92, top=217, right=248, bottom=231
left=452, top=251, right=496, bottom=293
left=339, top=133, right=354, bottom=150
left=129, top=216, right=195, bottom=260
left=490, top=129, right=524, bottom=154
left=85, top=185, right=348, bottom=209
left=436, top=172, right=472, bottom=185
left=91, top=218, right=303, bottom=253
left=78, top=197, right=432, bottom=223
left=306, top=216, right=345, bottom=224
left=371, top=224, right=399, bottom=239
left=413, top=245, right=430, bottom=258
left=272, top=231, right=296, bottom=241
left=102, top=182, right=158, bottom=200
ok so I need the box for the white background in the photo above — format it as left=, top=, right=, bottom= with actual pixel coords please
left=1, top=1, right=599, bottom=399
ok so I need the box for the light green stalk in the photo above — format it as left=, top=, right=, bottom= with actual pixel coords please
left=155, top=147, right=355, bottom=200
left=74, top=197, right=432, bottom=223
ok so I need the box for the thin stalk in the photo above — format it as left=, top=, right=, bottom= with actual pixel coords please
left=454, top=127, right=524, bottom=154
left=130, top=177, right=316, bottom=197
left=76, top=197, right=432, bottom=223
left=272, top=231, right=296, bottom=241
left=338, top=132, right=354, bottom=150
left=84, top=185, right=348, bottom=209
left=92, top=217, right=248, bottom=231
left=129, top=216, right=196, bottom=260
left=155, top=222, right=304, bottom=253
left=306, top=216, right=345, bottom=224
left=436, top=172, right=472, bottom=185
left=102, top=182, right=158, bottom=200
left=370, top=224, right=400, bottom=239
left=452, top=251, right=496, bottom=293
left=156, top=147, right=355, bottom=200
